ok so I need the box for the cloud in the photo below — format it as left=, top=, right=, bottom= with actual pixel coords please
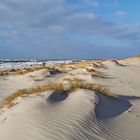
left=0, top=0, right=140, bottom=59
left=53, top=12, right=140, bottom=43
left=74, top=0, right=100, bottom=8
left=114, top=10, right=128, bottom=18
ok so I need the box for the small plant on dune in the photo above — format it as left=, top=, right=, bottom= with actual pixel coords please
left=0, top=66, right=48, bottom=76
left=67, top=61, right=94, bottom=69
left=90, top=71, right=107, bottom=78
left=92, top=62, right=101, bottom=67
left=112, top=60, right=126, bottom=66
left=68, top=66, right=76, bottom=69
left=4, top=82, right=64, bottom=108
left=5, top=89, right=28, bottom=108
left=69, top=78, right=81, bottom=90
left=3, top=78, right=116, bottom=108
left=112, top=60, right=119, bottom=64
left=79, top=82, right=116, bottom=98
left=61, top=64, right=77, bottom=70
left=0, top=70, right=9, bottom=76
left=86, top=68, right=96, bottom=72
left=86, top=68, right=107, bottom=78
left=62, top=78, right=116, bottom=98
left=0, top=71, right=4, bottom=76
left=92, top=62, right=108, bottom=69
left=16, top=66, right=47, bottom=75
left=72, top=80, right=116, bottom=98
left=9, top=69, right=17, bottom=72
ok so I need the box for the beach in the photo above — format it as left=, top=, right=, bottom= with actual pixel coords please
left=0, top=56, right=140, bottom=140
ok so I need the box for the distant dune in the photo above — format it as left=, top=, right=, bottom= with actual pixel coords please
left=0, top=55, right=140, bottom=140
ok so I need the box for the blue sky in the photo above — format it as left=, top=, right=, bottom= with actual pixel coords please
left=0, top=0, right=140, bottom=59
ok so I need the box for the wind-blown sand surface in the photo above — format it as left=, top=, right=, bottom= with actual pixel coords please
left=0, top=56, right=140, bottom=140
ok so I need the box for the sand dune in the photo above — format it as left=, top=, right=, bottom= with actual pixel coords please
left=0, top=56, right=140, bottom=140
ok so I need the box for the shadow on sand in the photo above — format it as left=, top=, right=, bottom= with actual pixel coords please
left=49, top=69, right=61, bottom=75
left=95, top=93, right=133, bottom=120
left=47, top=90, right=69, bottom=103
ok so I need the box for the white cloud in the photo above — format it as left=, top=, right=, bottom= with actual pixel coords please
left=114, top=10, right=128, bottom=18
left=0, top=0, right=140, bottom=58
left=0, top=0, right=139, bottom=42
left=80, top=0, right=100, bottom=8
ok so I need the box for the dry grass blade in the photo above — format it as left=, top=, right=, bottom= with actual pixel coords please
left=86, top=68, right=108, bottom=78
left=4, top=82, right=64, bottom=108
left=111, top=60, right=126, bottom=66
left=3, top=79, right=117, bottom=108
left=16, top=66, right=47, bottom=75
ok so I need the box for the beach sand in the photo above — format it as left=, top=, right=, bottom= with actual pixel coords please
left=0, top=56, right=140, bottom=140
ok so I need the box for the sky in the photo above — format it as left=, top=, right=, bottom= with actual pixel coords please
left=0, top=0, right=140, bottom=59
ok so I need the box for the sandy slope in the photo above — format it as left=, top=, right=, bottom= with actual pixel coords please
left=0, top=57, right=140, bottom=140
left=0, top=74, right=33, bottom=105
left=0, top=90, right=103, bottom=140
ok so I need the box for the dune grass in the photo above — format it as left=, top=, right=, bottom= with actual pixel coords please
left=0, top=60, right=116, bottom=109
left=135, top=55, right=140, bottom=59
left=92, top=61, right=108, bottom=69
left=4, top=82, right=64, bottom=108
left=3, top=79, right=117, bottom=108
left=16, top=66, right=47, bottom=75
left=0, top=66, right=47, bottom=76
left=86, top=68, right=107, bottom=78
left=67, top=79, right=116, bottom=98
left=111, top=60, right=126, bottom=66
left=0, top=65, right=62, bottom=76
left=90, top=72, right=107, bottom=78
left=46, top=60, right=106, bottom=73
left=0, top=70, right=9, bottom=76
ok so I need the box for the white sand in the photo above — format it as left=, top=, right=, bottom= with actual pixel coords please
left=0, top=74, right=33, bottom=105
left=0, top=57, right=140, bottom=140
